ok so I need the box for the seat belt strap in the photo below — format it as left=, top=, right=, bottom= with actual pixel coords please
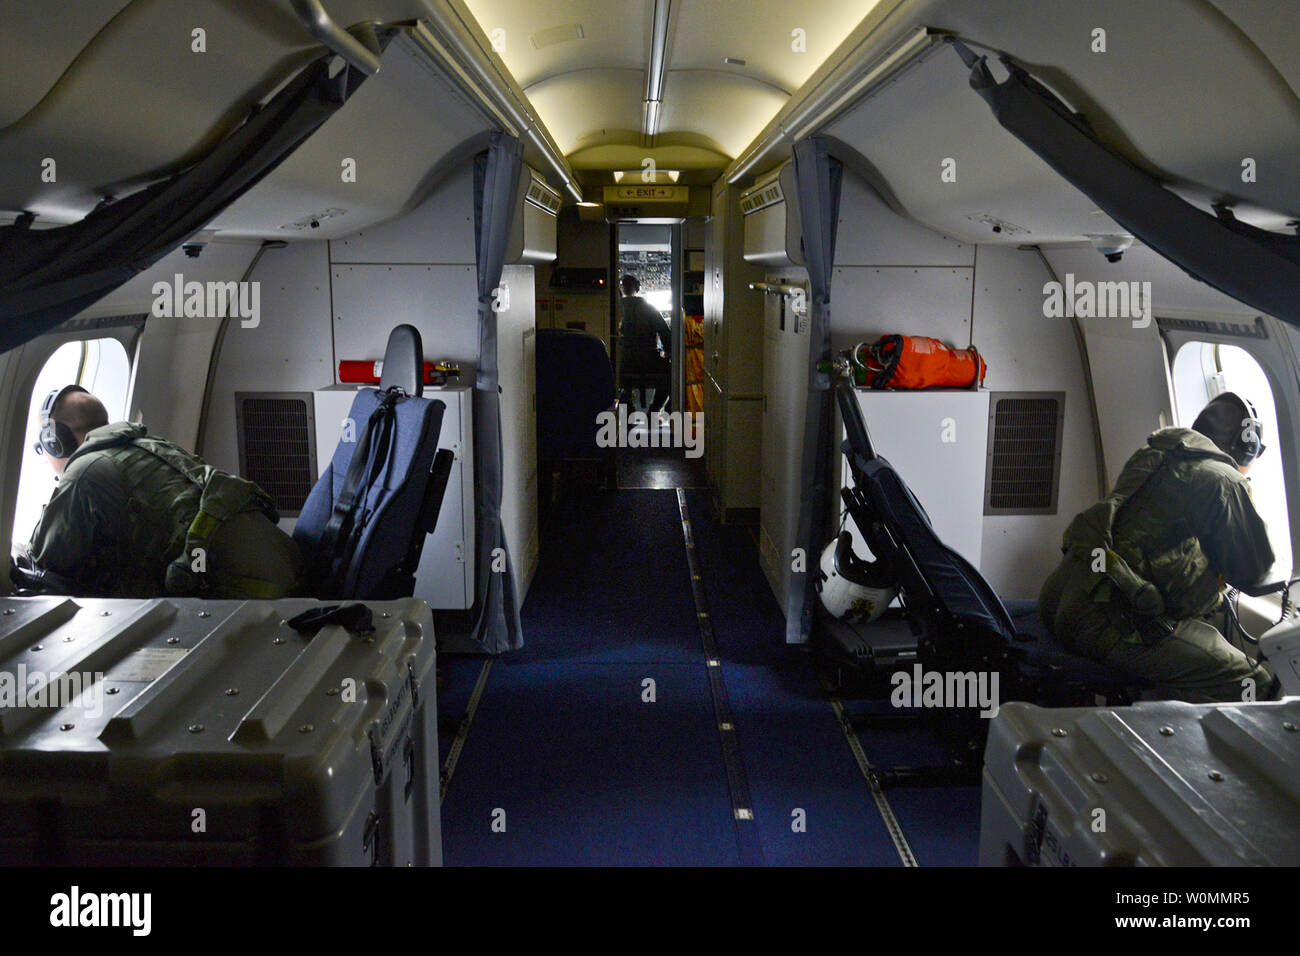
left=315, top=388, right=402, bottom=593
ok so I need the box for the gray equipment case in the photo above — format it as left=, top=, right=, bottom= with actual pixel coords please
left=981, top=698, right=1300, bottom=866
left=0, top=596, right=440, bottom=865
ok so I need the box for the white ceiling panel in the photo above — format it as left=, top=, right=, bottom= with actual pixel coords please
left=1208, top=0, right=1300, bottom=101
left=463, top=0, right=647, bottom=85
left=659, top=70, right=789, bottom=158
left=462, top=0, right=885, bottom=168
left=525, top=68, right=645, bottom=154
left=670, top=0, right=881, bottom=93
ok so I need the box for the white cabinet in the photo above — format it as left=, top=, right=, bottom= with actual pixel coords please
left=841, top=389, right=989, bottom=569
left=704, top=182, right=766, bottom=514
left=758, top=279, right=810, bottom=609
left=312, top=385, right=475, bottom=609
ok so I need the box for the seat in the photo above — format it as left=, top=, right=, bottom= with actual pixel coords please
left=830, top=383, right=1140, bottom=783
left=536, top=328, right=616, bottom=496
left=293, top=325, right=454, bottom=600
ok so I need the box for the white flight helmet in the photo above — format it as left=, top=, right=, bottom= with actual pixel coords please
left=817, top=531, right=897, bottom=623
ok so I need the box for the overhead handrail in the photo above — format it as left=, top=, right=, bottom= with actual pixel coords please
left=290, top=0, right=383, bottom=75
left=748, top=281, right=805, bottom=297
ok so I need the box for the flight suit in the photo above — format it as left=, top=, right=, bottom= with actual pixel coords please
left=617, top=294, right=671, bottom=408
left=1039, top=427, right=1279, bottom=702
left=27, top=422, right=303, bottom=599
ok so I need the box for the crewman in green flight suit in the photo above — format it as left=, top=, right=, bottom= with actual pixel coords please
left=1039, top=391, right=1282, bottom=702
left=21, top=384, right=302, bottom=599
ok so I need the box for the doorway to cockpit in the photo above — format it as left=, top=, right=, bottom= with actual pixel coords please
left=610, top=220, right=704, bottom=490
left=614, top=222, right=677, bottom=414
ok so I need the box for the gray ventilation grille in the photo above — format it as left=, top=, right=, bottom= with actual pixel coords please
left=984, top=392, right=1064, bottom=515
left=525, top=173, right=562, bottom=215
left=739, top=179, right=784, bottom=215
left=235, top=393, right=317, bottom=517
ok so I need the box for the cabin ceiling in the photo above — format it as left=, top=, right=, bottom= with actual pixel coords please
left=461, top=0, right=881, bottom=186
left=1, top=0, right=1297, bottom=249
left=823, top=0, right=1300, bottom=246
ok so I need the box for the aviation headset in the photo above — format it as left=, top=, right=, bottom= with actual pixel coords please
left=1215, top=391, right=1267, bottom=466
left=34, top=384, right=88, bottom=458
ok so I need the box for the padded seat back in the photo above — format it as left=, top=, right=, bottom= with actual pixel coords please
left=855, top=455, right=1018, bottom=645
left=294, top=390, right=444, bottom=598
left=293, top=325, right=446, bottom=600
left=840, top=384, right=1140, bottom=697
left=537, top=328, right=614, bottom=460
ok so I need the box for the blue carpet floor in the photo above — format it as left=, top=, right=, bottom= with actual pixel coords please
left=437, top=482, right=981, bottom=865
left=441, top=662, right=741, bottom=865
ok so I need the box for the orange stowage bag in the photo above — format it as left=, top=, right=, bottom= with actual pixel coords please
left=858, top=335, right=987, bottom=389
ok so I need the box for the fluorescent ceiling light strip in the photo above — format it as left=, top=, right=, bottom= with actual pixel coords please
left=645, top=0, right=672, bottom=102
left=644, top=99, right=661, bottom=138
left=643, top=0, right=672, bottom=141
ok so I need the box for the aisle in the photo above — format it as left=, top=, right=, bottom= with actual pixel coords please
left=437, top=481, right=978, bottom=865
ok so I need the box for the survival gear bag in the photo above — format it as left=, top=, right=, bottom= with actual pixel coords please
left=852, top=335, right=987, bottom=389
left=1061, top=447, right=1173, bottom=635
left=163, top=467, right=290, bottom=598
left=94, top=430, right=294, bottom=598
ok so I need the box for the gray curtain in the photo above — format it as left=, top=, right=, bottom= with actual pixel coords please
left=951, top=38, right=1300, bottom=328
left=469, top=133, right=525, bottom=653
left=0, top=39, right=388, bottom=352
left=786, top=137, right=844, bottom=642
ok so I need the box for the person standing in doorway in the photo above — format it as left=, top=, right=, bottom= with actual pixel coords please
left=617, top=274, right=671, bottom=412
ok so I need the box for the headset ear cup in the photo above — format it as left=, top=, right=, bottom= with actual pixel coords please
left=53, top=422, right=76, bottom=458
left=1232, top=394, right=1263, bottom=464
left=37, top=384, right=88, bottom=458
left=38, top=419, right=69, bottom=458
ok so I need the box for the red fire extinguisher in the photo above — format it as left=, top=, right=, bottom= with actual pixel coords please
left=338, top=359, right=461, bottom=386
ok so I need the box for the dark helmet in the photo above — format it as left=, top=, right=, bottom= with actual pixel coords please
left=1191, top=391, right=1266, bottom=466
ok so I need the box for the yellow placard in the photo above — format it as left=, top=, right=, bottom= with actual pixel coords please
left=603, top=185, right=689, bottom=203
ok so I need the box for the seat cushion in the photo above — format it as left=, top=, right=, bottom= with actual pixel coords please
left=1004, top=598, right=1142, bottom=691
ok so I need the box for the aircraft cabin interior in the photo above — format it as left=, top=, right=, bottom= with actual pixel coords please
left=1, top=0, right=1298, bottom=894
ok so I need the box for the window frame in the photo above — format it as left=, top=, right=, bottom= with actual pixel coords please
left=2, top=322, right=141, bottom=555
left=1160, top=312, right=1300, bottom=591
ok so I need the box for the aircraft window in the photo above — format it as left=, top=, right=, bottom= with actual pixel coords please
left=1171, top=341, right=1291, bottom=573
left=12, top=338, right=131, bottom=548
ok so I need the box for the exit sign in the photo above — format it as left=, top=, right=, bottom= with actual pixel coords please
left=603, top=185, right=688, bottom=203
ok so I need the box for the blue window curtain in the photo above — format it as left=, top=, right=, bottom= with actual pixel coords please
left=468, top=133, right=525, bottom=653
left=786, top=137, right=844, bottom=642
